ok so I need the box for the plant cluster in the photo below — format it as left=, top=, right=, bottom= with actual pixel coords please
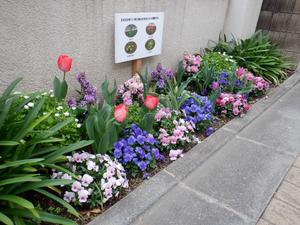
left=113, top=124, right=164, bottom=177
left=150, top=63, right=174, bottom=94
left=52, top=152, right=128, bottom=208
left=117, top=74, right=144, bottom=105
left=182, top=52, right=202, bottom=74
left=154, top=108, right=198, bottom=153
left=215, top=93, right=250, bottom=117
left=209, top=30, right=293, bottom=84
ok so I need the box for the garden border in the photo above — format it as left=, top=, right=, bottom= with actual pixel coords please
left=89, top=66, right=300, bottom=225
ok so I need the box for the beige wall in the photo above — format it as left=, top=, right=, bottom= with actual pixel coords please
left=0, top=0, right=262, bottom=93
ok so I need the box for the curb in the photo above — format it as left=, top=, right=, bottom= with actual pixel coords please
left=88, top=70, right=300, bottom=225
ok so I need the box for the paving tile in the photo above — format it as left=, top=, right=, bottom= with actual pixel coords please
left=256, top=218, right=273, bottom=225
left=238, top=83, right=300, bottom=156
left=263, top=198, right=300, bottom=225
left=183, top=138, right=293, bottom=220
left=285, top=166, right=300, bottom=187
left=89, top=171, right=177, bottom=225
left=165, top=128, right=234, bottom=180
left=293, top=156, right=300, bottom=168
left=275, top=181, right=300, bottom=210
left=131, top=185, right=251, bottom=225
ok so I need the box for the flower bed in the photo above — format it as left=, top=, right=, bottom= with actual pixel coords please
left=0, top=32, right=293, bottom=225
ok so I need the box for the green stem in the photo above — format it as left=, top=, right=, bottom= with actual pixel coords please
left=63, top=72, right=66, bottom=81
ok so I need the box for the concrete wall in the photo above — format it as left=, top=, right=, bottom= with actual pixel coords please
left=257, top=0, right=300, bottom=63
left=0, top=0, right=262, bottom=93
left=224, top=0, right=263, bottom=39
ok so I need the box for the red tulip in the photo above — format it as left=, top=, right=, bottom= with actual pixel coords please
left=144, top=95, right=159, bottom=110
left=57, top=54, right=73, bottom=72
left=114, top=104, right=128, bottom=123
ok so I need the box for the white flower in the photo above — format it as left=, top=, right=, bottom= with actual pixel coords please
left=63, top=191, right=75, bottom=203
left=86, top=160, right=98, bottom=171
left=24, top=105, right=29, bottom=110
left=76, top=123, right=82, bottom=128
left=13, top=91, right=21, bottom=95
left=71, top=181, right=82, bottom=192
left=77, top=189, right=90, bottom=203
left=54, top=113, right=60, bottom=117
left=27, top=102, right=34, bottom=108
left=49, top=89, right=54, bottom=93
left=24, top=95, right=29, bottom=99
left=75, top=118, right=79, bottom=122
left=41, top=92, right=47, bottom=96
left=43, top=112, right=47, bottom=115
left=72, top=107, right=76, bottom=110
left=50, top=94, right=54, bottom=98
left=81, top=174, right=94, bottom=187
left=20, top=139, right=26, bottom=144
left=61, top=173, right=72, bottom=180
left=56, top=106, right=63, bottom=111
left=63, top=112, right=70, bottom=116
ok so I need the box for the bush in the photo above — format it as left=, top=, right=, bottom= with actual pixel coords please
left=210, top=31, right=293, bottom=85
left=0, top=78, right=93, bottom=225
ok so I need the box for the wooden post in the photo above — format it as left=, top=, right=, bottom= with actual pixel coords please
left=132, top=59, right=142, bottom=75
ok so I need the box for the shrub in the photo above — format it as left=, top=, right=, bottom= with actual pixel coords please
left=52, top=152, right=128, bottom=208
left=210, top=31, right=293, bottom=85
left=113, top=124, right=164, bottom=177
left=0, top=78, right=93, bottom=225
left=200, top=52, right=237, bottom=74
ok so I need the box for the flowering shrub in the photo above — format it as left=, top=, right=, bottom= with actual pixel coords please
left=150, top=63, right=174, bottom=94
left=182, top=52, right=202, bottom=74
left=113, top=124, right=164, bottom=177
left=154, top=108, right=198, bottom=154
left=215, top=93, right=250, bottom=117
left=52, top=152, right=128, bottom=207
left=180, top=93, right=213, bottom=132
left=68, top=72, right=97, bottom=108
left=117, top=74, right=144, bottom=106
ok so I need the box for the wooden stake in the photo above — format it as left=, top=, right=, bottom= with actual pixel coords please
left=132, top=59, right=143, bottom=75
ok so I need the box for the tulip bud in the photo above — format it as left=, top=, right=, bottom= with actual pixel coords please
left=114, top=104, right=128, bottom=123
left=57, top=54, right=73, bottom=73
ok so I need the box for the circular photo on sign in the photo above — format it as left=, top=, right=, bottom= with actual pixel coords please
left=146, top=23, right=156, bottom=35
left=145, top=39, right=155, bottom=51
left=124, top=41, right=137, bottom=54
left=125, top=24, right=138, bottom=38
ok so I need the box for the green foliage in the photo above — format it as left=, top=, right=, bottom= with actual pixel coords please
left=53, top=76, right=68, bottom=102
left=85, top=80, right=121, bottom=154
left=201, top=52, right=237, bottom=74
left=160, top=62, right=196, bottom=110
left=127, top=103, right=142, bottom=125
left=209, top=30, right=293, bottom=85
left=0, top=78, right=93, bottom=225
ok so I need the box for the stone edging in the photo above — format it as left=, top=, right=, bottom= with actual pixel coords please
left=89, top=68, right=300, bottom=225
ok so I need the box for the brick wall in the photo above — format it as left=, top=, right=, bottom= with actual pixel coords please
left=257, top=0, right=300, bottom=63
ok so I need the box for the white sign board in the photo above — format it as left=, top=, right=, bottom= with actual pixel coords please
left=115, top=12, right=164, bottom=63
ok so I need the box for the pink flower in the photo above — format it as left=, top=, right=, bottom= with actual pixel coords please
left=190, top=66, right=199, bottom=73
left=236, top=67, right=245, bottom=78
left=114, top=104, right=128, bottom=123
left=233, top=107, right=239, bottom=116
left=246, top=73, right=254, bottom=81
left=73, top=153, right=83, bottom=163
left=244, top=103, right=250, bottom=111
left=212, top=82, right=219, bottom=91
left=144, top=95, right=159, bottom=110
left=78, top=189, right=90, bottom=203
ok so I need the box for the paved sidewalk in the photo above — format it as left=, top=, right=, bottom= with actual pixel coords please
left=90, top=71, right=300, bottom=225
left=257, top=156, right=300, bottom=225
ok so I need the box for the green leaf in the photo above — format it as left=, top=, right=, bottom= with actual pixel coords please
left=0, top=212, right=13, bottom=225
left=34, top=188, right=79, bottom=217
left=0, top=177, right=41, bottom=186
left=0, top=158, right=43, bottom=170
left=0, top=141, right=20, bottom=146
left=0, top=195, right=34, bottom=209
left=0, top=78, right=22, bottom=102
